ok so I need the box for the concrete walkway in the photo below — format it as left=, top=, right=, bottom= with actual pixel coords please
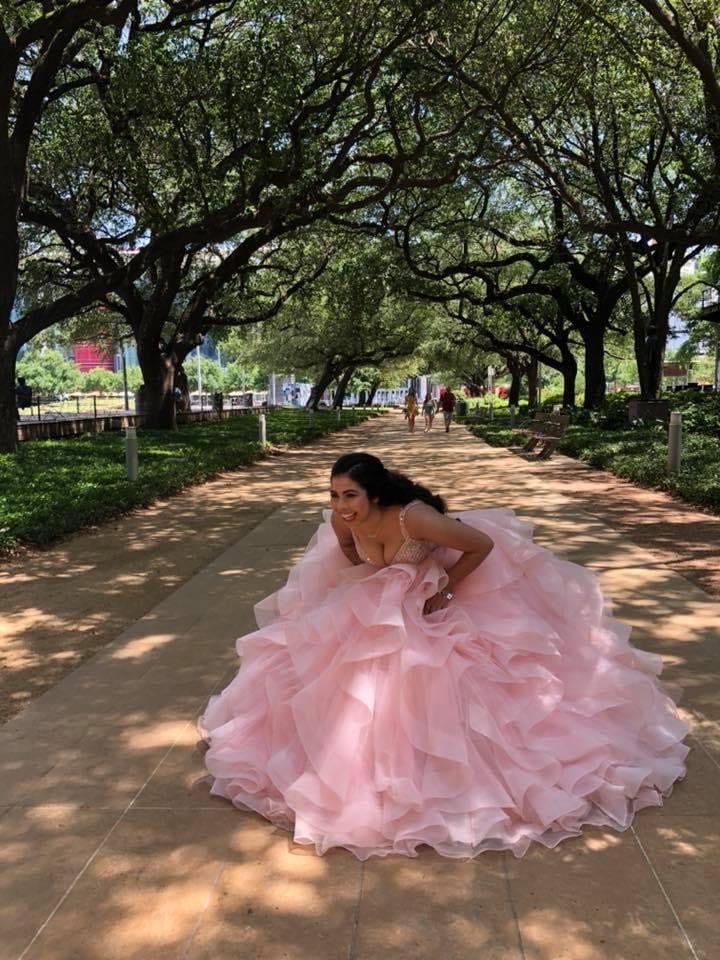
left=2, top=417, right=718, bottom=960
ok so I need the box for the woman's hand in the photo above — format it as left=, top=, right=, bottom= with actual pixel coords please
left=423, top=591, right=451, bottom=615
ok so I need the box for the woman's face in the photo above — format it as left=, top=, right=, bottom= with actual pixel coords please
left=329, top=473, right=374, bottom=526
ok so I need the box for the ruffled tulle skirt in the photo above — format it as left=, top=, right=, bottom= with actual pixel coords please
left=199, top=508, right=688, bottom=859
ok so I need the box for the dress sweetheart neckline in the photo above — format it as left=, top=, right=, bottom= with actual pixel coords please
left=351, top=501, right=434, bottom=566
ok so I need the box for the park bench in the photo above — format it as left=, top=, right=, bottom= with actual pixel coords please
left=513, top=412, right=549, bottom=449
left=514, top=412, right=570, bottom=459
left=521, top=413, right=570, bottom=459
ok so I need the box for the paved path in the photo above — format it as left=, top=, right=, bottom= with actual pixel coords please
left=2, top=418, right=718, bottom=960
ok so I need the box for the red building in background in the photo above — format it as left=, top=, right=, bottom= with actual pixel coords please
left=71, top=342, right=115, bottom=373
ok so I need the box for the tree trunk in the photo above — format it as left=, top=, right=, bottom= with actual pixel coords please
left=307, top=358, right=340, bottom=410
left=561, top=353, right=577, bottom=408
left=137, top=338, right=176, bottom=429
left=634, top=250, right=683, bottom=400
left=0, top=183, right=20, bottom=452
left=645, top=289, right=673, bottom=400
left=635, top=317, right=668, bottom=401
left=0, top=333, right=18, bottom=452
left=332, top=366, right=355, bottom=408
left=174, top=363, right=190, bottom=413
left=367, top=380, right=380, bottom=406
left=582, top=322, right=607, bottom=409
left=633, top=316, right=650, bottom=399
left=507, top=359, right=522, bottom=407
left=526, top=357, right=539, bottom=408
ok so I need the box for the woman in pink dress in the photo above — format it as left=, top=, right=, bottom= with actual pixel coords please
left=200, top=452, right=688, bottom=860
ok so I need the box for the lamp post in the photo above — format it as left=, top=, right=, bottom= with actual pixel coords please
left=196, top=344, right=202, bottom=413
left=120, top=341, right=129, bottom=412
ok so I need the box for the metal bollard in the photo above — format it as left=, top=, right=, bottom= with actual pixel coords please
left=125, top=426, right=138, bottom=481
left=667, top=410, right=682, bottom=473
left=258, top=412, right=267, bottom=445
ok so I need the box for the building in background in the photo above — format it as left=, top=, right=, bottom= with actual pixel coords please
left=70, top=342, right=114, bottom=373
left=113, top=341, right=138, bottom=372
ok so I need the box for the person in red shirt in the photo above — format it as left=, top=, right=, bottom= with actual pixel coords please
left=438, top=388, right=456, bottom=433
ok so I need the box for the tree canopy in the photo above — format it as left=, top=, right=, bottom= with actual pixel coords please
left=3, top=0, right=720, bottom=449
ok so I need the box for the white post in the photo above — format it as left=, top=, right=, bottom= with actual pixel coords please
left=258, top=412, right=267, bottom=445
left=125, top=426, right=138, bottom=481
left=667, top=410, right=682, bottom=473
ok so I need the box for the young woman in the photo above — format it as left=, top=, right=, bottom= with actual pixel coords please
left=200, top=452, right=688, bottom=860
left=421, top=392, right=436, bottom=432
left=403, top=389, right=419, bottom=433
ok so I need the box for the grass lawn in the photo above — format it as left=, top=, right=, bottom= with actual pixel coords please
left=0, top=408, right=381, bottom=553
left=464, top=415, right=720, bottom=514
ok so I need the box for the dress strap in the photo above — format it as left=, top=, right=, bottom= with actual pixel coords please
left=350, top=528, right=369, bottom=562
left=398, top=500, right=421, bottom=541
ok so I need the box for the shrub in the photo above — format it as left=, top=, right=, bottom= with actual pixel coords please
left=466, top=418, right=720, bottom=513
left=0, top=408, right=380, bottom=553
left=664, top=391, right=720, bottom=437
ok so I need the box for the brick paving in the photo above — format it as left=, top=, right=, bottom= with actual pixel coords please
left=1, top=416, right=717, bottom=960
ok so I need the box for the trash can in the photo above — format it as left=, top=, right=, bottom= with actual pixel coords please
left=457, top=399, right=468, bottom=416
left=212, top=392, right=223, bottom=413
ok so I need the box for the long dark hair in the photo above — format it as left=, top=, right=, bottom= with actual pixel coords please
left=330, top=452, right=447, bottom=513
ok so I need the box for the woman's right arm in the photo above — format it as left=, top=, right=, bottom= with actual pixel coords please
left=331, top=511, right=363, bottom=564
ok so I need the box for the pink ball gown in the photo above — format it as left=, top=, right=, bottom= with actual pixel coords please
left=199, top=503, right=688, bottom=860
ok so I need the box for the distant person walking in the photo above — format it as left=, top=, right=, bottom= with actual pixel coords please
left=404, top=389, right=419, bottom=433
left=422, top=393, right=436, bottom=432
left=15, top=376, right=32, bottom=420
left=438, top=387, right=456, bottom=433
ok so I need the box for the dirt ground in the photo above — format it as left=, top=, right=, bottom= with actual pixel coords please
left=2, top=422, right=719, bottom=725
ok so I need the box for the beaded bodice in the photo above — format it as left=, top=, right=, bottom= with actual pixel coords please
left=352, top=500, right=436, bottom=567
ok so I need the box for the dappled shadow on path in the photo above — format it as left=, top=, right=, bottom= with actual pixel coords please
left=2, top=418, right=719, bottom=958
left=509, top=451, right=720, bottom=597
left=0, top=420, right=386, bottom=724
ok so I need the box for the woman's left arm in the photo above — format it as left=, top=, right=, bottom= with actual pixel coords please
left=403, top=504, right=494, bottom=614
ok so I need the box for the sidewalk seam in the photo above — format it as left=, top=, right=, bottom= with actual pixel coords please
left=346, top=860, right=365, bottom=960
left=180, top=856, right=228, bottom=960
left=502, top=856, right=528, bottom=960
left=630, top=825, right=700, bottom=960
left=690, top=734, right=720, bottom=772
left=15, top=729, right=188, bottom=960
left=13, top=660, right=234, bottom=960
